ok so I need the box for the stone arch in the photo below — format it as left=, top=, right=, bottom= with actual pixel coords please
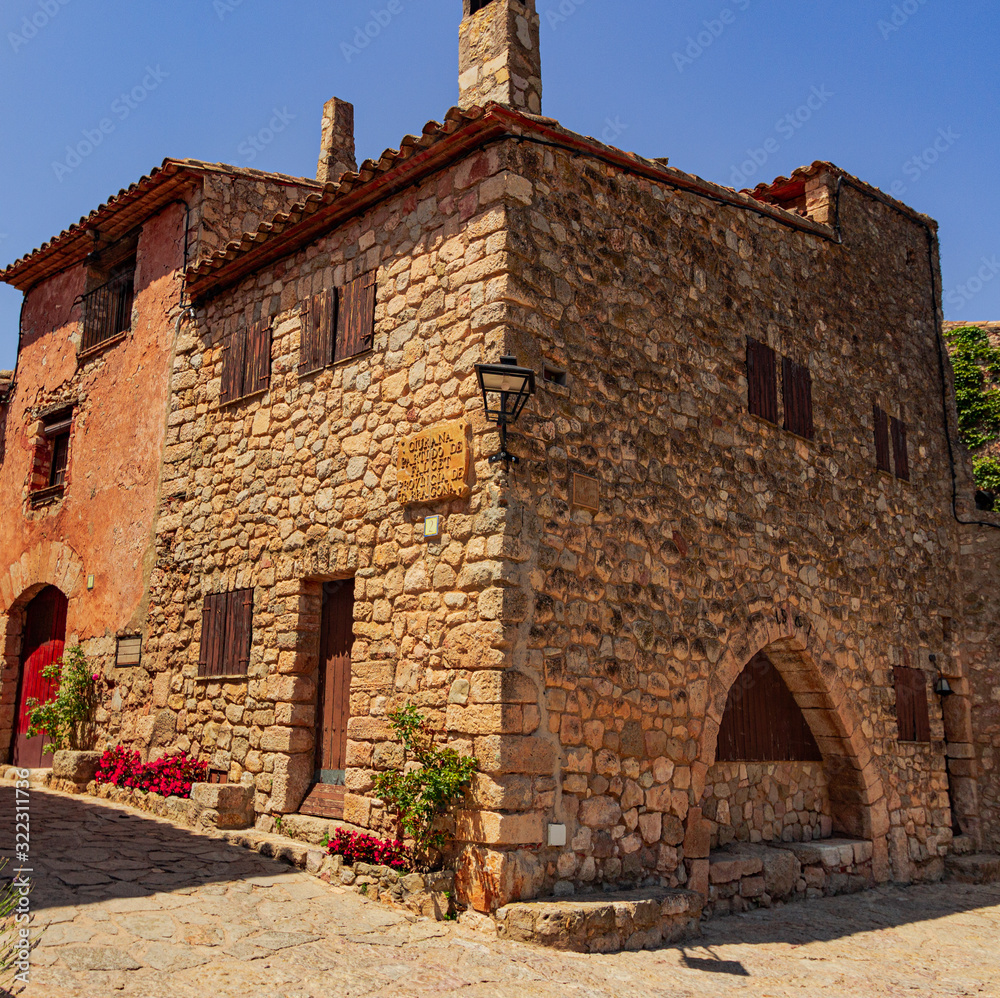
left=0, top=541, right=86, bottom=764
left=696, top=603, right=890, bottom=878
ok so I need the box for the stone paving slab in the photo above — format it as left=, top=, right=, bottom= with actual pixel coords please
left=2, top=786, right=1000, bottom=997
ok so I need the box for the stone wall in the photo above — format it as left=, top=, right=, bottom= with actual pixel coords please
left=701, top=761, right=831, bottom=849
left=141, top=146, right=523, bottom=833
left=494, top=140, right=959, bottom=899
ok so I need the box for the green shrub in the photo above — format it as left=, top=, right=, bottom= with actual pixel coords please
left=373, top=704, right=477, bottom=868
left=25, top=645, right=98, bottom=752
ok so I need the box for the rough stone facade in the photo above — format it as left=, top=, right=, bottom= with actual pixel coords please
left=3, top=0, right=997, bottom=918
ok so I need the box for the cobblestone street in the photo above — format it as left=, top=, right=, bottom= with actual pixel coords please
left=2, top=787, right=999, bottom=998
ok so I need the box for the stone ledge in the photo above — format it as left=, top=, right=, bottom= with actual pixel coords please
left=946, top=854, right=1000, bottom=884
left=495, top=888, right=703, bottom=953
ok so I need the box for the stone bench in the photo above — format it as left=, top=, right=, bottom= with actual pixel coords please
left=705, top=837, right=875, bottom=917
left=495, top=887, right=703, bottom=953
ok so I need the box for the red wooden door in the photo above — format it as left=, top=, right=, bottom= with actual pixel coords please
left=300, top=580, right=354, bottom=819
left=13, top=586, right=67, bottom=769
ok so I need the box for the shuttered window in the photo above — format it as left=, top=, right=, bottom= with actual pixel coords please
left=716, top=653, right=822, bottom=762
left=335, top=272, right=377, bottom=363
left=299, top=290, right=337, bottom=375
left=893, top=666, right=930, bottom=742
left=891, top=416, right=910, bottom=481
left=220, top=319, right=272, bottom=405
left=198, top=588, right=253, bottom=678
left=873, top=403, right=891, bottom=472
left=747, top=338, right=778, bottom=424
left=782, top=357, right=814, bottom=439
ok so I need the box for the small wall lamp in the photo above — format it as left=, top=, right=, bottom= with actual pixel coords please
left=934, top=676, right=954, bottom=697
left=474, top=355, right=536, bottom=469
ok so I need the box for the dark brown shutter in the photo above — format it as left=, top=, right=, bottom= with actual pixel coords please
left=891, top=416, right=910, bottom=481
left=198, top=593, right=225, bottom=678
left=894, top=666, right=930, bottom=741
left=233, top=588, right=254, bottom=676
left=245, top=320, right=272, bottom=396
left=747, top=338, right=778, bottom=424
left=336, top=272, right=376, bottom=362
left=716, top=653, right=822, bottom=762
left=873, top=403, right=891, bottom=472
left=299, top=290, right=336, bottom=375
left=220, top=328, right=246, bottom=405
left=782, top=356, right=814, bottom=439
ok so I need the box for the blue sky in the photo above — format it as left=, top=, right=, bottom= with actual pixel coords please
left=1, top=0, right=998, bottom=371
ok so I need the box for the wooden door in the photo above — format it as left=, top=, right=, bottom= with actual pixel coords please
left=300, top=579, right=354, bottom=819
left=12, top=586, right=67, bottom=769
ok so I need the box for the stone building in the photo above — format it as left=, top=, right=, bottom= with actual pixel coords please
left=2, top=0, right=997, bottom=913
left=0, top=161, right=320, bottom=766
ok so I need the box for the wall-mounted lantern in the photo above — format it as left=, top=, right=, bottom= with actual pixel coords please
left=934, top=675, right=954, bottom=697
left=474, top=355, right=536, bottom=470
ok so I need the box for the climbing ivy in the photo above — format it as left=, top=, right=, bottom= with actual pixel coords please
left=944, top=324, right=1000, bottom=493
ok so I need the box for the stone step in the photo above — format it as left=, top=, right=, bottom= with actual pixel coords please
left=946, top=853, right=1000, bottom=884
left=494, top=887, right=703, bottom=954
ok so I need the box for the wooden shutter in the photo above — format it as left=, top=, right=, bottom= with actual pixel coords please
left=716, top=653, right=822, bottom=762
left=873, top=403, right=891, bottom=472
left=894, top=666, right=930, bottom=741
left=245, top=320, right=272, bottom=396
left=747, top=338, right=778, bottom=424
left=891, top=416, right=910, bottom=481
left=782, top=356, right=814, bottom=439
left=198, top=593, right=225, bottom=677
left=230, top=588, right=254, bottom=676
left=336, top=272, right=376, bottom=362
left=220, top=327, right=246, bottom=405
left=299, top=290, right=337, bottom=375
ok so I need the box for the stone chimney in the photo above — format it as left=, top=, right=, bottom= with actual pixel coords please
left=459, top=0, right=542, bottom=114
left=317, top=97, right=357, bottom=184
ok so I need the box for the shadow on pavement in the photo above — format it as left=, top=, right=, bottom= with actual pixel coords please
left=0, top=786, right=307, bottom=914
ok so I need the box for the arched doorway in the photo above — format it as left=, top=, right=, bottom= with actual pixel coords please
left=11, top=585, right=67, bottom=768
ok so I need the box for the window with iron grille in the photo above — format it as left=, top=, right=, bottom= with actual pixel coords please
left=746, top=337, right=778, bottom=424
left=220, top=319, right=272, bottom=405
left=299, top=273, right=376, bottom=376
left=198, top=588, right=253, bottom=678
left=81, top=260, right=135, bottom=354
left=893, top=666, right=930, bottom=742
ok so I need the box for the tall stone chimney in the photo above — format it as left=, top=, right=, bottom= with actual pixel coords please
left=317, top=97, right=357, bottom=184
left=459, top=0, right=542, bottom=114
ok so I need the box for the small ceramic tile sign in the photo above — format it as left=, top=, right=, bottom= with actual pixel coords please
left=397, top=420, right=471, bottom=504
left=423, top=515, right=441, bottom=540
left=572, top=472, right=600, bottom=512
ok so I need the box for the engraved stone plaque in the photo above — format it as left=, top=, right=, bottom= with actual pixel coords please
left=397, top=420, right=471, bottom=505
left=572, top=473, right=600, bottom=512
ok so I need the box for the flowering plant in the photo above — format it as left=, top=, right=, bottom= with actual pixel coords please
left=95, top=746, right=206, bottom=799
left=327, top=828, right=410, bottom=870
left=26, top=645, right=98, bottom=751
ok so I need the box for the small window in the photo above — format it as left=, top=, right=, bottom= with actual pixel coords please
left=198, top=588, right=253, bottom=678
left=781, top=356, right=814, bottom=439
left=30, top=409, right=74, bottom=500
left=891, top=416, right=910, bottom=481
left=469, top=0, right=495, bottom=14
left=221, top=320, right=272, bottom=405
left=746, top=338, right=778, bottom=423
left=298, top=272, right=375, bottom=375
left=116, top=635, right=143, bottom=667
left=81, top=257, right=136, bottom=354
left=543, top=366, right=567, bottom=387
left=893, top=666, right=930, bottom=742
left=873, top=403, right=891, bottom=473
